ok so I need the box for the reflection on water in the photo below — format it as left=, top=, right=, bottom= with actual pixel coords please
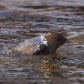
left=0, top=0, right=84, bottom=84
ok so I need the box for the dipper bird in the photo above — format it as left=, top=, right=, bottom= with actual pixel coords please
left=15, top=32, right=68, bottom=55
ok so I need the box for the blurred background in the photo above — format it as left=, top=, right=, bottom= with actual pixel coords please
left=0, top=0, right=84, bottom=84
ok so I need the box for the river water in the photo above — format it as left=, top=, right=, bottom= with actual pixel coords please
left=0, top=0, right=84, bottom=84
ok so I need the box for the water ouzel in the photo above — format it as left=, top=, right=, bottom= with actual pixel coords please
left=15, top=32, right=68, bottom=55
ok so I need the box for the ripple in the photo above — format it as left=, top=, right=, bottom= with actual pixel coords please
left=0, top=0, right=84, bottom=84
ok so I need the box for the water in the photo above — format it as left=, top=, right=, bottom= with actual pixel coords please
left=0, top=0, right=84, bottom=84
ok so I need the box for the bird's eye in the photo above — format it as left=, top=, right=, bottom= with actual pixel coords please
left=57, top=36, right=62, bottom=40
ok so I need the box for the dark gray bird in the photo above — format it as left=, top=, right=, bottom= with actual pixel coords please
left=15, top=32, right=68, bottom=55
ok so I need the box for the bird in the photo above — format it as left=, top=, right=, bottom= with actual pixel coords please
left=14, top=32, right=69, bottom=55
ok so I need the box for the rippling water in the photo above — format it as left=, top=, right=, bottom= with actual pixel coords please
left=0, top=0, right=84, bottom=84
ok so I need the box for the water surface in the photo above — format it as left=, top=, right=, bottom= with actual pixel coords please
left=0, top=0, right=84, bottom=84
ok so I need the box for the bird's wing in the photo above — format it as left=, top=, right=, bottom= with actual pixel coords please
left=34, top=44, right=47, bottom=55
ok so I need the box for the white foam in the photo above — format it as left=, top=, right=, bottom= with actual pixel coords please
left=14, top=34, right=48, bottom=55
